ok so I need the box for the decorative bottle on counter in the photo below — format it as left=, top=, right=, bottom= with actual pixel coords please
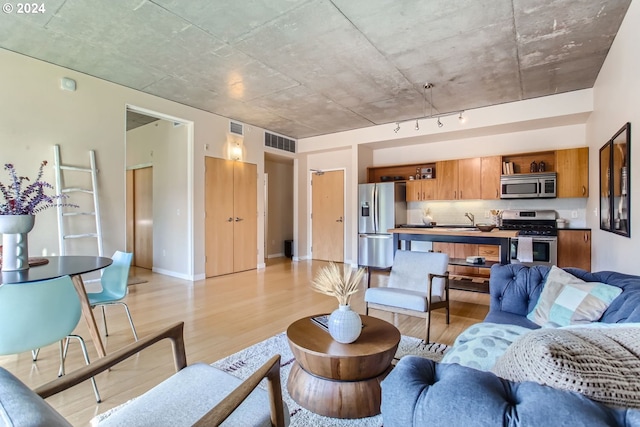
left=415, top=168, right=421, bottom=180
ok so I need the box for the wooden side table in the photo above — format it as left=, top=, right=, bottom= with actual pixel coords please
left=286, top=314, right=400, bottom=419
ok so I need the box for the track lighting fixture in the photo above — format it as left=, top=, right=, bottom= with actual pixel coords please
left=391, top=82, right=465, bottom=133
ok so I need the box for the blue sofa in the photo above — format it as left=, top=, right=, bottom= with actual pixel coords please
left=381, top=264, right=640, bottom=426
left=486, top=264, right=640, bottom=328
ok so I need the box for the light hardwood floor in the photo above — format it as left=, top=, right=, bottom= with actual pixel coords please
left=0, top=258, right=489, bottom=426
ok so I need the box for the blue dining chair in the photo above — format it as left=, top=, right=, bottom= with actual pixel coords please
left=0, top=276, right=100, bottom=402
left=87, top=251, right=138, bottom=341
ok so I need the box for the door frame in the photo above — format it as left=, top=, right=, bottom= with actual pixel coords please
left=308, top=168, right=346, bottom=262
left=125, top=104, right=195, bottom=279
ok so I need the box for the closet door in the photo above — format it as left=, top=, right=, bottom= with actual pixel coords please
left=233, top=161, right=258, bottom=272
left=205, top=157, right=235, bottom=277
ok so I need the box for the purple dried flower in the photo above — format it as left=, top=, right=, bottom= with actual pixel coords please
left=0, top=161, right=78, bottom=215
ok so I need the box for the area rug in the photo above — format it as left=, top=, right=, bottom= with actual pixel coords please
left=211, top=332, right=449, bottom=427
left=92, top=332, right=449, bottom=427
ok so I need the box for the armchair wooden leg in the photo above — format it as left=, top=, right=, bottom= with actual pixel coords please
left=426, top=310, right=431, bottom=344
left=446, top=303, right=450, bottom=325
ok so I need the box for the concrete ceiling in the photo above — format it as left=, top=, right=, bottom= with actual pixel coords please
left=1, top=0, right=630, bottom=140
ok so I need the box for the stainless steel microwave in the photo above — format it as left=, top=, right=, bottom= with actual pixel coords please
left=500, top=172, right=557, bottom=199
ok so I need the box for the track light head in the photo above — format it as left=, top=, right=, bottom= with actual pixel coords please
left=437, top=118, right=443, bottom=128
left=394, top=122, right=400, bottom=133
left=458, top=112, right=467, bottom=124
left=415, top=119, right=419, bottom=131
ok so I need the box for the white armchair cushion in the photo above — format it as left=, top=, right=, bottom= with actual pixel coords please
left=365, top=288, right=443, bottom=312
left=93, top=363, right=290, bottom=427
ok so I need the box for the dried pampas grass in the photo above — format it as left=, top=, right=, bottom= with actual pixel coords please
left=310, top=263, right=366, bottom=305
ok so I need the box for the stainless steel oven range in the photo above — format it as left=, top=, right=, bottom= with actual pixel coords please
left=499, top=210, right=558, bottom=266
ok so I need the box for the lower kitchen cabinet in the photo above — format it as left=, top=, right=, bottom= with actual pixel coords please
left=557, top=230, right=591, bottom=271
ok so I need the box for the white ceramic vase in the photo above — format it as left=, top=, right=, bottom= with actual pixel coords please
left=328, top=304, right=362, bottom=344
left=0, top=214, right=35, bottom=271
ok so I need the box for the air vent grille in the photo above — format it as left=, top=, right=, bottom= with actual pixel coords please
left=265, top=132, right=296, bottom=153
left=229, top=121, right=244, bottom=136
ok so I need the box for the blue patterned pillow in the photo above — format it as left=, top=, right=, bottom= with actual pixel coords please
left=527, top=266, right=622, bottom=327
left=441, top=323, right=531, bottom=371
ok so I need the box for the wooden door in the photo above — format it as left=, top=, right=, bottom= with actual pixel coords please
left=557, top=230, right=591, bottom=271
left=233, top=161, right=258, bottom=273
left=436, top=160, right=459, bottom=200
left=205, top=157, right=235, bottom=277
left=458, top=158, right=481, bottom=200
left=133, top=167, right=153, bottom=269
left=311, top=170, right=344, bottom=262
left=481, top=156, right=502, bottom=200
left=556, top=148, right=589, bottom=198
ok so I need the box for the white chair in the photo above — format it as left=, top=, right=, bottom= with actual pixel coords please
left=365, top=250, right=450, bottom=343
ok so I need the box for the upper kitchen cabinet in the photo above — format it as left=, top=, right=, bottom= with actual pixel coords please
left=481, top=156, right=502, bottom=199
left=556, top=147, right=589, bottom=198
left=406, top=179, right=437, bottom=202
left=458, top=158, right=482, bottom=200
left=436, top=160, right=459, bottom=200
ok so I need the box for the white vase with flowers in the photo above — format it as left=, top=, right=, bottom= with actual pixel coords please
left=0, top=161, right=76, bottom=271
left=310, top=263, right=366, bottom=343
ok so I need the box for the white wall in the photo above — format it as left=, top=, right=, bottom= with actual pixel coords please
left=586, top=0, right=640, bottom=274
left=0, top=48, right=271, bottom=280
left=126, top=120, right=190, bottom=276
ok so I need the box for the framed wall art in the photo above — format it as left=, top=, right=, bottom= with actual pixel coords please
left=599, top=122, right=631, bottom=237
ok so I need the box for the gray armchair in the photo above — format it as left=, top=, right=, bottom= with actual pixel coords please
left=365, top=250, right=450, bottom=343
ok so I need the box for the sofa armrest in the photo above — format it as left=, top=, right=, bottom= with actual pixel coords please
left=382, top=356, right=640, bottom=427
left=34, top=322, right=186, bottom=399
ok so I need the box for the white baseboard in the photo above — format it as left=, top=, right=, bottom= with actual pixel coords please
left=267, top=253, right=284, bottom=259
left=257, top=263, right=266, bottom=269
left=152, top=267, right=197, bottom=281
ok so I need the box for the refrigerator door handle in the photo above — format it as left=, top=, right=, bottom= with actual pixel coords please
left=373, top=185, right=378, bottom=233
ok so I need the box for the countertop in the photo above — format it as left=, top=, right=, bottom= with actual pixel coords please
left=388, top=227, right=518, bottom=238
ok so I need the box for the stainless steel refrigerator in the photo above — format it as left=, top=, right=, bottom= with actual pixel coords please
left=358, top=182, right=406, bottom=268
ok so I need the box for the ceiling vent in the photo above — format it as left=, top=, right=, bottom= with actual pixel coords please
left=265, top=132, right=296, bottom=153
left=229, top=121, right=244, bottom=136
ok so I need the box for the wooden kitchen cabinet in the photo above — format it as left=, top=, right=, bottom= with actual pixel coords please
left=557, top=229, right=591, bottom=271
left=406, top=179, right=437, bottom=201
left=458, top=157, right=482, bottom=200
left=556, top=147, right=589, bottom=198
left=436, top=160, right=459, bottom=200
left=481, top=156, right=502, bottom=199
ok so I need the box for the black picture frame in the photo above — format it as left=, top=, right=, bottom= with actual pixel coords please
left=600, top=122, right=631, bottom=237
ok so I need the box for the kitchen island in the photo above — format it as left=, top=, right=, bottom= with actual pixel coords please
left=389, top=227, right=518, bottom=265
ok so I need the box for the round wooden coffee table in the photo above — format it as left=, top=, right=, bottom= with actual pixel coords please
left=286, top=314, right=400, bottom=419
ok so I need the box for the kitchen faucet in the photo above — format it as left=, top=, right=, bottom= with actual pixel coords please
left=465, top=212, right=475, bottom=225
